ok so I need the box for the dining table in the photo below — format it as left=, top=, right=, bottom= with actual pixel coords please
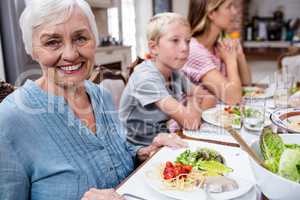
left=116, top=87, right=281, bottom=200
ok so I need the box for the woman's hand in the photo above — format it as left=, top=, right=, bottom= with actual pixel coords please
left=232, top=39, right=244, bottom=57
left=217, top=39, right=238, bottom=65
left=81, top=188, right=124, bottom=200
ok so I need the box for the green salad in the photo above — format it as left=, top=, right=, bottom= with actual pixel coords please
left=260, top=127, right=300, bottom=183
left=175, top=148, right=233, bottom=176
left=224, top=106, right=241, bottom=127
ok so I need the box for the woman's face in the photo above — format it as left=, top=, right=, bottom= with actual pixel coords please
left=210, top=0, right=237, bottom=31
left=151, top=21, right=191, bottom=71
left=32, top=6, right=96, bottom=88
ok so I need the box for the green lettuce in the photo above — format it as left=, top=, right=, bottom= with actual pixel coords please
left=175, top=148, right=232, bottom=175
left=260, top=127, right=285, bottom=173
left=278, top=149, right=300, bottom=182
left=259, top=127, right=300, bottom=183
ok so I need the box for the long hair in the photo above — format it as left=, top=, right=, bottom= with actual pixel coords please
left=188, top=0, right=226, bottom=37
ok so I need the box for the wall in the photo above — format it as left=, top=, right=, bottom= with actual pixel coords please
left=0, top=34, right=5, bottom=80
left=134, top=0, right=152, bottom=57
left=134, top=0, right=246, bottom=56
left=173, top=0, right=189, bottom=17
left=250, top=60, right=277, bottom=84
left=134, top=0, right=190, bottom=57
left=249, top=0, right=300, bottom=20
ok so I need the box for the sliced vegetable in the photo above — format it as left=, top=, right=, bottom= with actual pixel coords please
left=196, top=160, right=233, bottom=175
left=163, top=161, right=193, bottom=180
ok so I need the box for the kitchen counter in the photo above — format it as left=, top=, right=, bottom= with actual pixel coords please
left=244, top=47, right=287, bottom=60
left=243, top=41, right=292, bottom=60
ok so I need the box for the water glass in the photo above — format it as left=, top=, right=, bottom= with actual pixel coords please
left=273, top=72, right=294, bottom=108
left=241, top=98, right=266, bottom=131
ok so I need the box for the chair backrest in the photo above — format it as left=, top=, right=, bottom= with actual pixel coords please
left=278, top=47, right=300, bottom=76
left=89, top=65, right=126, bottom=109
left=89, top=65, right=127, bottom=84
left=127, top=56, right=144, bottom=77
left=0, top=80, right=15, bottom=103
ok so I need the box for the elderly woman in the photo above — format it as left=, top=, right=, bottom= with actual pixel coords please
left=0, top=0, right=186, bottom=199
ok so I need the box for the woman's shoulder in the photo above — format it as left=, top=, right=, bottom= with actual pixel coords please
left=85, top=80, right=115, bottom=108
left=189, top=38, right=211, bottom=57
left=85, top=80, right=112, bottom=98
left=0, top=93, right=29, bottom=139
left=0, top=88, right=27, bottom=118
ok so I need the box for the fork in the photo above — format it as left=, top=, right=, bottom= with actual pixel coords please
left=204, top=187, right=216, bottom=200
left=122, top=193, right=148, bottom=200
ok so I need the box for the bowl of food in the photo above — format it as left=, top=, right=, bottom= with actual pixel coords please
left=249, top=127, right=300, bottom=200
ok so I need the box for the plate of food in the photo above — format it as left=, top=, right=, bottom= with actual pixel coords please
left=202, top=105, right=242, bottom=129
left=144, top=147, right=254, bottom=200
left=270, top=108, right=300, bottom=133
left=242, top=86, right=273, bottom=99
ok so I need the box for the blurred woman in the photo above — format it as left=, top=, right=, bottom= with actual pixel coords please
left=0, top=1, right=186, bottom=199
left=183, top=0, right=252, bottom=105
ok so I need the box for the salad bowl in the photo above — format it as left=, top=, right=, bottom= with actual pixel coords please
left=249, top=131, right=300, bottom=200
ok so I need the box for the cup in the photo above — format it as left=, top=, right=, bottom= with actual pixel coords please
left=241, top=97, right=266, bottom=131
left=273, top=72, right=294, bottom=108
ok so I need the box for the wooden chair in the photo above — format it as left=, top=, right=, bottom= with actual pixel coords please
left=127, top=56, right=144, bottom=77
left=0, top=80, right=15, bottom=103
left=89, top=65, right=127, bottom=108
left=89, top=65, right=126, bottom=84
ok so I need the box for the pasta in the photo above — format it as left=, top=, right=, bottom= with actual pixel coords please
left=146, top=163, right=208, bottom=191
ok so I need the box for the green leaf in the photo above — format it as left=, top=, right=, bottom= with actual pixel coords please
left=278, top=149, right=300, bottom=183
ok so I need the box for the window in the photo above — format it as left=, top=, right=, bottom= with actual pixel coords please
left=108, top=7, right=119, bottom=41
left=107, top=0, right=137, bottom=60
left=121, top=0, right=137, bottom=60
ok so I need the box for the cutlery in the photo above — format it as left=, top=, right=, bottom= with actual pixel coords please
left=122, top=193, right=148, bottom=200
left=204, top=186, right=216, bottom=200
left=224, top=125, right=267, bottom=168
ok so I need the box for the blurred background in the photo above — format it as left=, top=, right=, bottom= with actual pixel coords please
left=0, top=0, right=299, bottom=84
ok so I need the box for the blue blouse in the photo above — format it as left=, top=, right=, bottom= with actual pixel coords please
left=0, top=80, right=140, bottom=200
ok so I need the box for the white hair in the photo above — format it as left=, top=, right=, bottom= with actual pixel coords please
left=20, top=0, right=99, bottom=56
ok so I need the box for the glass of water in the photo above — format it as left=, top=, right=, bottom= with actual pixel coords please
left=273, top=71, right=294, bottom=108
left=241, top=97, right=266, bottom=131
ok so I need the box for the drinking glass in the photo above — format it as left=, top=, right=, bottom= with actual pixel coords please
left=273, top=72, right=294, bottom=108
left=241, top=97, right=266, bottom=131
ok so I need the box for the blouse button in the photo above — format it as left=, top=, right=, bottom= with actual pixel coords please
left=98, top=146, right=104, bottom=150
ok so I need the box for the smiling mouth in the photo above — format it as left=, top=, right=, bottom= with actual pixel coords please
left=58, top=62, right=84, bottom=74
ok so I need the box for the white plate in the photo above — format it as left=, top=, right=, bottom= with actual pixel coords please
left=143, top=144, right=254, bottom=200
left=145, top=172, right=253, bottom=200
left=270, top=108, right=300, bottom=133
left=243, top=86, right=273, bottom=99
left=202, top=105, right=241, bottom=129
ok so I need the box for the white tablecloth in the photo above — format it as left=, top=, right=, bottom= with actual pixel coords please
left=117, top=139, right=261, bottom=200
left=117, top=99, right=277, bottom=200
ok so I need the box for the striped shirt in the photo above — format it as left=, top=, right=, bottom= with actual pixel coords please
left=182, top=37, right=226, bottom=84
